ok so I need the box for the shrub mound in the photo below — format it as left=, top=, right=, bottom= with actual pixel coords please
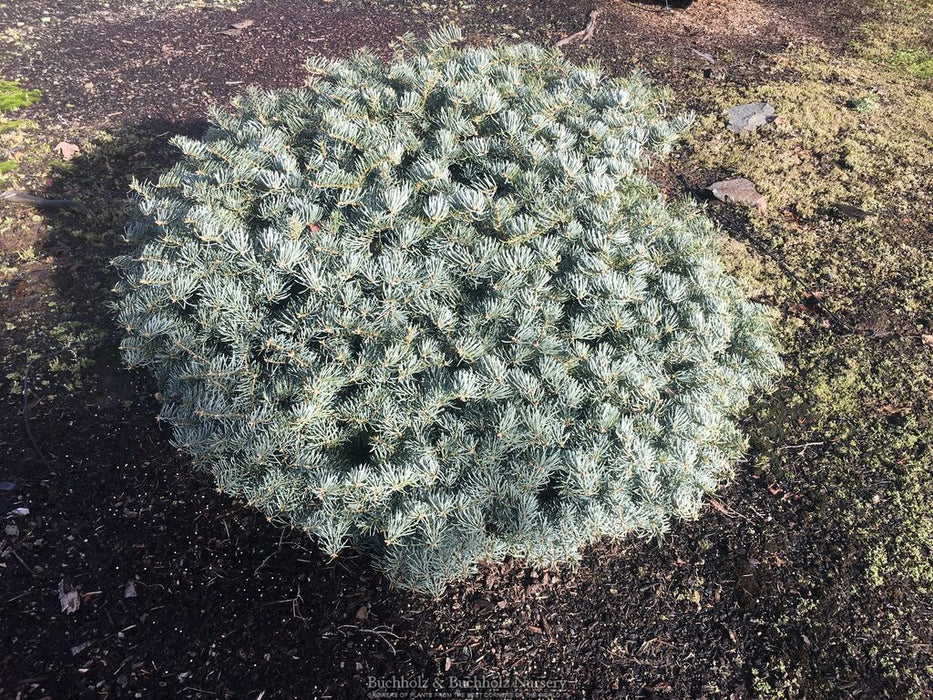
left=113, top=28, right=781, bottom=594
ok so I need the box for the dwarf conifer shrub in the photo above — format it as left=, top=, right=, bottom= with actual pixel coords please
left=113, top=28, right=781, bottom=595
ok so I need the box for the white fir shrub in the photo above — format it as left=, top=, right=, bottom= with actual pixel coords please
left=113, top=28, right=781, bottom=595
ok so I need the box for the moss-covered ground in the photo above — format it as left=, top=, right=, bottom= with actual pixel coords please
left=0, top=81, right=39, bottom=185
left=676, top=1, right=933, bottom=694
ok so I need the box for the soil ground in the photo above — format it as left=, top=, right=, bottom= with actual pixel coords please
left=1, top=0, right=931, bottom=698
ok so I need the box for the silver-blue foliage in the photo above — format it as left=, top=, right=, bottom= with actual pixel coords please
left=113, top=27, right=782, bottom=595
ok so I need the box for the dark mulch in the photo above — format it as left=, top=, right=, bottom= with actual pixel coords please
left=0, top=1, right=919, bottom=698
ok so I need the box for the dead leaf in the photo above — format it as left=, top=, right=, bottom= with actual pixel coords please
left=55, top=141, right=80, bottom=162
left=124, top=580, right=138, bottom=598
left=231, top=19, right=254, bottom=29
left=708, top=178, right=766, bottom=214
left=803, top=291, right=825, bottom=307
left=10, top=507, right=29, bottom=516
left=58, top=579, right=80, bottom=614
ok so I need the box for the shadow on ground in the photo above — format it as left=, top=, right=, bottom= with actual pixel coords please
left=1, top=121, right=437, bottom=699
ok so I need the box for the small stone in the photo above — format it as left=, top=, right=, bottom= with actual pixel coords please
left=4, top=524, right=18, bottom=537
left=727, top=102, right=776, bottom=134
left=708, top=178, right=767, bottom=214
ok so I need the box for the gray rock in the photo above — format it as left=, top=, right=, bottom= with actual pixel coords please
left=708, top=178, right=767, bottom=213
left=727, top=102, right=776, bottom=134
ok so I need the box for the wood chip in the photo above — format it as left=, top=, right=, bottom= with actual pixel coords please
left=219, top=19, right=254, bottom=36
left=58, top=580, right=80, bottom=614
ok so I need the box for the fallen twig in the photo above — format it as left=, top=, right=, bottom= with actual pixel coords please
left=708, top=498, right=754, bottom=523
left=555, top=8, right=602, bottom=48
left=780, top=441, right=825, bottom=452
left=1, top=189, right=89, bottom=215
left=11, top=548, right=36, bottom=576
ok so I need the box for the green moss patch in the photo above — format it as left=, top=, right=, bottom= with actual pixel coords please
left=891, top=47, right=933, bottom=76
left=679, top=13, right=933, bottom=694
left=0, top=81, right=40, bottom=181
left=854, top=0, right=933, bottom=78
left=0, top=80, right=40, bottom=112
